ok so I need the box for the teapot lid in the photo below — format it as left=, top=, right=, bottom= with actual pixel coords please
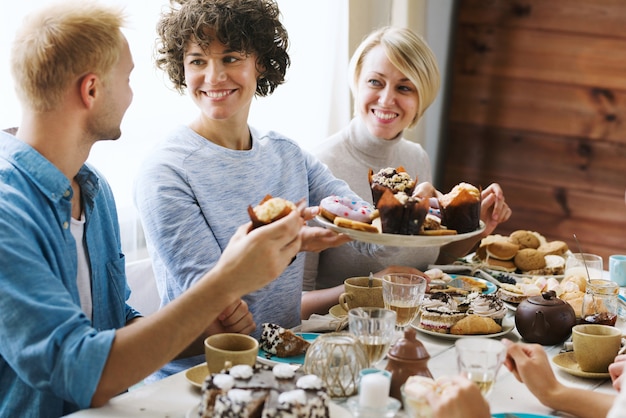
left=387, top=327, right=430, bottom=361
left=526, top=290, right=565, bottom=306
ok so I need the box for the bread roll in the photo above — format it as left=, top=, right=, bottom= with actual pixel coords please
left=450, top=314, right=502, bottom=335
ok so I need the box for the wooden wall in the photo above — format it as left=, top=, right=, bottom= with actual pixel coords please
left=440, top=0, right=626, bottom=265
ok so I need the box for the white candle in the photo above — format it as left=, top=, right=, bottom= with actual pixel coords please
left=359, top=373, right=390, bottom=408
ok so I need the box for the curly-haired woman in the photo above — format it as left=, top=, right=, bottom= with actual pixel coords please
left=134, top=0, right=364, bottom=381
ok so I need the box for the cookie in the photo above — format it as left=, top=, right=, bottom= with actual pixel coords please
left=333, top=216, right=379, bottom=233
left=508, top=230, right=541, bottom=249
left=476, top=234, right=506, bottom=260
left=538, top=240, right=569, bottom=256
left=514, top=248, right=547, bottom=272
left=484, top=257, right=517, bottom=272
left=486, top=240, right=519, bottom=260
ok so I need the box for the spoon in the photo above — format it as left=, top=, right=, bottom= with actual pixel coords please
left=368, top=272, right=374, bottom=288
left=573, top=234, right=591, bottom=283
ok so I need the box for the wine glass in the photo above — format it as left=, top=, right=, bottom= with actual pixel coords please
left=382, top=273, right=427, bottom=329
left=348, top=307, right=397, bottom=367
left=455, top=338, right=506, bottom=397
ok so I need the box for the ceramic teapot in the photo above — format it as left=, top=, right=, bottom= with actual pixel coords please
left=385, top=327, right=432, bottom=401
left=515, top=290, right=576, bottom=345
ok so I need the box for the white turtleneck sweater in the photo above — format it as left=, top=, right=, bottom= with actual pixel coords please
left=303, top=117, right=440, bottom=290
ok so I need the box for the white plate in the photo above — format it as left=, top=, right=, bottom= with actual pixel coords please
left=257, top=333, right=320, bottom=367
left=186, top=401, right=353, bottom=418
left=413, top=318, right=515, bottom=340
left=313, top=216, right=485, bottom=248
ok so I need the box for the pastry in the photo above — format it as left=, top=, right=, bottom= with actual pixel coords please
left=376, top=189, right=429, bottom=235
left=497, top=283, right=527, bottom=304
left=538, top=240, right=569, bottom=256
left=368, top=166, right=416, bottom=206
left=508, top=230, right=541, bottom=249
left=333, top=216, right=379, bottom=233
left=438, top=182, right=481, bottom=234
left=514, top=248, right=547, bottom=272
left=248, top=195, right=296, bottom=229
left=486, top=240, right=519, bottom=260
left=525, top=254, right=566, bottom=276
left=450, top=314, right=502, bottom=335
left=484, top=257, right=517, bottom=272
left=259, top=323, right=310, bottom=358
left=319, top=195, right=374, bottom=224
left=467, top=293, right=507, bottom=325
left=419, top=307, right=466, bottom=334
left=198, top=363, right=330, bottom=418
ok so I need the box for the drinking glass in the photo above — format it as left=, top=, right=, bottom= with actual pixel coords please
left=565, top=253, right=603, bottom=281
left=382, top=274, right=427, bottom=329
left=348, top=307, right=397, bottom=367
left=455, top=338, right=506, bottom=398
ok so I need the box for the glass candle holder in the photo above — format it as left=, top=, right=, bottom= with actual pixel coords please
left=303, top=332, right=368, bottom=398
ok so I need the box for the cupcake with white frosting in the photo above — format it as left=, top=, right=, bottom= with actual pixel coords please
left=468, top=293, right=507, bottom=325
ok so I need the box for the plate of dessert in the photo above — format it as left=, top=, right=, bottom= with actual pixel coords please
left=257, top=323, right=319, bottom=366
left=414, top=316, right=515, bottom=340
left=414, top=291, right=513, bottom=339
left=314, top=215, right=485, bottom=248
left=551, top=351, right=611, bottom=379
left=186, top=363, right=350, bottom=418
left=315, top=170, right=486, bottom=247
left=460, top=230, right=570, bottom=280
left=186, top=401, right=353, bottom=418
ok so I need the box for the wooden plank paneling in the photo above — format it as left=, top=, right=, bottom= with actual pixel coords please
left=443, top=0, right=626, bottom=263
left=440, top=125, right=626, bottom=196
left=455, top=25, right=626, bottom=90
left=448, top=74, right=626, bottom=142
left=457, top=0, right=626, bottom=39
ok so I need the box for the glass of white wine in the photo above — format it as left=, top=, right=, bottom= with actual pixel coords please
left=382, top=273, right=427, bottom=330
left=348, top=307, right=397, bottom=367
left=455, top=338, right=506, bottom=397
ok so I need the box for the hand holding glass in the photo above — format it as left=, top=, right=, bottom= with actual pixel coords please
left=382, top=274, right=427, bottom=328
left=455, top=338, right=506, bottom=397
left=348, top=307, right=397, bottom=367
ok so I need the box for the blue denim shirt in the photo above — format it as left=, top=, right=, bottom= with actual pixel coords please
left=0, top=132, right=141, bottom=417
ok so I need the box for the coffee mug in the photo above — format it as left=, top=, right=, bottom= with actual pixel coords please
left=204, top=333, right=258, bottom=374
left=572, top=324, right=622, bottom=373
left=339, top=276, right=384, bottom=312
left=610, top=255, right=626, bottom=287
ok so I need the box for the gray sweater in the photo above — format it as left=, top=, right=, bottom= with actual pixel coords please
left=304, top=117, right=440, bottom=290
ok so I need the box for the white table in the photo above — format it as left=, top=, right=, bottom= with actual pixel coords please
left=63, top=312, right=622, bottom=418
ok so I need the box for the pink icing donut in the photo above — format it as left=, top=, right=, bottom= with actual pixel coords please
left=320, top=195, right=374, bottom=223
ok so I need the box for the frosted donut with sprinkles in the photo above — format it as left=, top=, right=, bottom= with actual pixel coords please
left=319, top=195, right=374, bottom=223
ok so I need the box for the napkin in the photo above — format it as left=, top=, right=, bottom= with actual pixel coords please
left=300, top=314, right=348, bottom=332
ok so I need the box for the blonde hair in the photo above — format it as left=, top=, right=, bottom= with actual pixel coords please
left=349, top=26, right=441, bottom=128
left=10, top=0, right=127, bottom=111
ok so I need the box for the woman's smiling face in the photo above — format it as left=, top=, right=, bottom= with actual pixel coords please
left=183, top=38, right=260, bottom=122
left=355, top=45, right=420, bottom=140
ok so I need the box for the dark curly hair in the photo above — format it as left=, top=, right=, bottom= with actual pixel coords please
left=155, top=0, right=289, bottom=97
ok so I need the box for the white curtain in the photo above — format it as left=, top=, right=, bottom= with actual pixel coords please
left=0, top=0, right=452, bottom=261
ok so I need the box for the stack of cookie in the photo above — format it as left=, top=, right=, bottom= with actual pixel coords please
left=475, top=230, right=569, bottom=275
